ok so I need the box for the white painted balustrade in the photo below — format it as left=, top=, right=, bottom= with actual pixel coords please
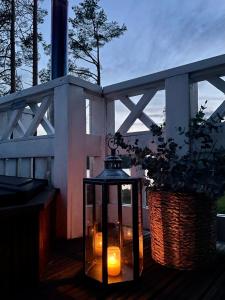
left=0, top=76, right=104, bottom=238
left=0, top=54, right=225, bottom=239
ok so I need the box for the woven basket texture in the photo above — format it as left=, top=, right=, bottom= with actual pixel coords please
left=148, top=191, right=217, bottom=270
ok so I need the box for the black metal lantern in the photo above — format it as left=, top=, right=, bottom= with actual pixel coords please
left=83, top=145, right=143, bottom=285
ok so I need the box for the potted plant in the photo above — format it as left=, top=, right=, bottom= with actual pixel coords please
left=114, top=103, right=225, bottom=270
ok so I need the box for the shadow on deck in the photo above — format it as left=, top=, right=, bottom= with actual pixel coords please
left=19, top=236, right=225, bottom=300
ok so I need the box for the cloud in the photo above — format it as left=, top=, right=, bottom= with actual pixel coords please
left=102, top=0, right=225, bottom=85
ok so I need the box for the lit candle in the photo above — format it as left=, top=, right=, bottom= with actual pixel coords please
left=139, top=236, right=143, bottom=257
left=94, top=232, right=102, bottom=256
left=107, top=246, right=121, bottom=276
left=123, top=226, right=132, bottom=241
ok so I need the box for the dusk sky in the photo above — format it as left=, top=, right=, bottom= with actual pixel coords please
left=40, top=0, right=225, bottom=84
left=40, top=0, right=225, bottom=128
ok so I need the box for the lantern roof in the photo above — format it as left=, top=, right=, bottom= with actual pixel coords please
left=95, top=155, right=130, bottom=180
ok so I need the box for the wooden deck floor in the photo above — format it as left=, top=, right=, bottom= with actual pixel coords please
left=19, top=236, right=225, bottom=300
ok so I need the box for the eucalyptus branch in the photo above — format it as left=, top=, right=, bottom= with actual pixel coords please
left=115, top=105, right=225, bottom=200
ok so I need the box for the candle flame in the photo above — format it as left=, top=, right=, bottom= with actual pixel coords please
left=108, top=254, right=117, bottom=264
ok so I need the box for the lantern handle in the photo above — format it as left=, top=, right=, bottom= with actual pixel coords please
left=107, top=135, right=119, bottom=156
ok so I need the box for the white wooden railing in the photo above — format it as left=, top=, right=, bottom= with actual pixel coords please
left=0, top=54, right=225, bottom=239
left=104, top=54, right=225, bottom=147
left=103, top=54, right=225, bottom=235
left=0, top=89, right=54, bottom=179
left=0, top=76, right=104, bottom=238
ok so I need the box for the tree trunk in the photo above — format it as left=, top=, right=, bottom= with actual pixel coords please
left=96, top=40, right=101, bottom=86
left=10, top=0, right=16, bottom=93
left=32, top=0, right=38, bottom=86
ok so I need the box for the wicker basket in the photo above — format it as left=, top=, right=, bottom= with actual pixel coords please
left=148, top=191, right=217, bottom=270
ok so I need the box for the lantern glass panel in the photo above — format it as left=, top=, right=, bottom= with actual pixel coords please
left=138, top=182, right=144, bottom=274
left=121, top=184, right=134, bottom=282
left=107, top=185, right=121, bottom=284
left=121, top=183, right=132, bottom=205
left=84, top=183, right=103, bottom=282
left=107, top=184, right=134, bottom=284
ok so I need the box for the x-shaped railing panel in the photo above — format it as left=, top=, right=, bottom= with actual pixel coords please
left=29, top=102, right=55, bottom=135
left=117, top=89, right=158, bottom=134
left=24, top=97, right=52, bottom=137
left=207, top=76, right=225, bottom=122
left=2, top=108, right=24, bottom=140
left=0, top=95, right=54, bottom=140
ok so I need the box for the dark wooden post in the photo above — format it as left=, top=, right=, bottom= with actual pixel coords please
left=51, top=0, right=68, bottom=79
left=50, top=0, right=68, bottom=124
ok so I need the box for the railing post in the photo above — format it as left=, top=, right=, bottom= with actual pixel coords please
left=0, top=112, right=8, bottom=138
left=89, top=96, right=115, bottom=176
left=54, top=83, right=86, bottom=238
left=106, top=99, right=115, bottom=136
left=89, top=95, right=106, bottom=176
left=165, top=74, right=198, bottom=153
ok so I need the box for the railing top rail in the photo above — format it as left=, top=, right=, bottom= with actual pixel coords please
left=0, top=54, right=224, bottom=106
left=103, top=54, right=225, bottom=98
left=0, top=75, right=102, bottom=108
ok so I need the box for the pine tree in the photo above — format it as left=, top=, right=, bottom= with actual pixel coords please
left=0, top=0, right=22, bottom=95
left=69, top=0, right=127, bottom=85
left=18, top=0, right=47, bottom=86
left=10, top=0, right=16, bottom=93
left=0, top=0, right=11, bottom=95
left=33, top=0, right=38, bottom=86
left=0, top=0, right=46, bottom=95
left=39, top=43, right=51, bottom=84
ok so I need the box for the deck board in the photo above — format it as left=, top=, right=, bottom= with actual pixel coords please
left=19, top=236, right=225, bottom=300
